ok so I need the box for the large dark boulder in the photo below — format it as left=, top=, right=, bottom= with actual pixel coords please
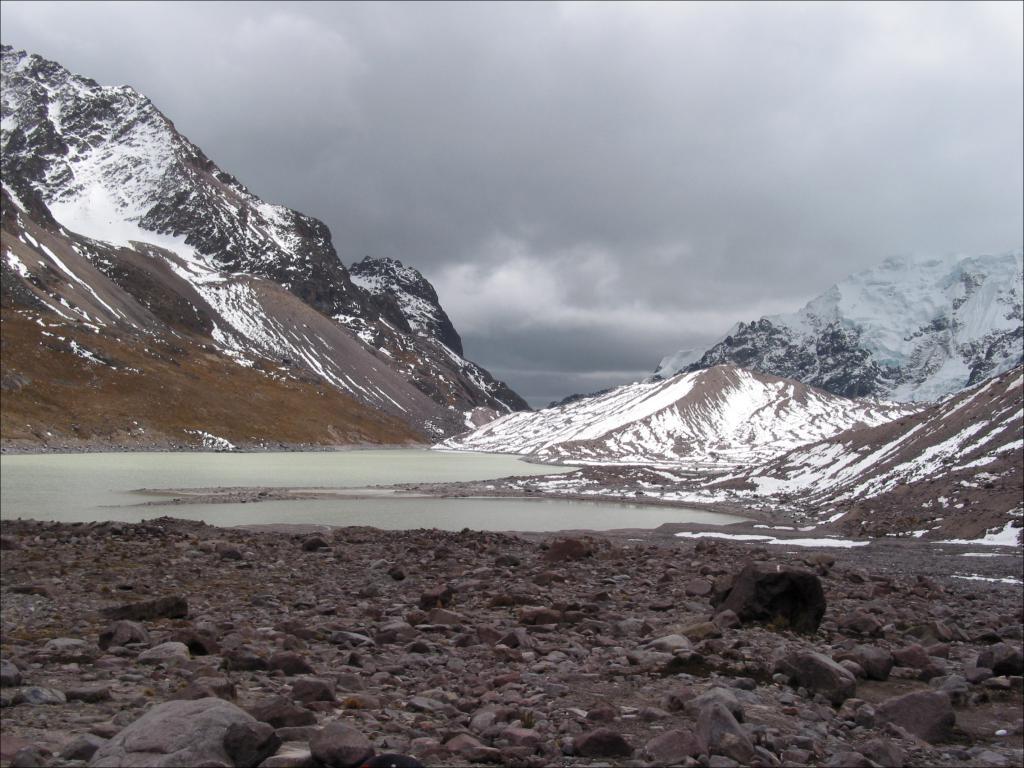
left=875, top=691, right=955, bottom=743
left=776, top=651, right=857, bottom=705
left=712, top=563, right=826, bottom=633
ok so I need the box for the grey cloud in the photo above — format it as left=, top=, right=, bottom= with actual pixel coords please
left=2, top=0, right=1021, bottom=405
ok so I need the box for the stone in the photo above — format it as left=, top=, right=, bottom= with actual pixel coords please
left=98, top=621, right=151, bottom=650
left=776, top=651, right=857, bottom=705
left=542, top=538, right=593, bottom=562
left=681, top=621, right=722, bottom=640
left=41, top=637, right=99, bottom=662
left=685, top=578, right=713, bottom=596
left=215, top=541, right=243, bottom=560
left=712, top=563, right=826, bottom=633
left=573, top=728, right=632, bottom=758
left=503, top=727, right=541, bottom=750
left=839, top=611, right=883, bottom=637
left=519, top=606, right=561, bottom=625
left=0, top=658, right=22, bottom=687
left=859, top=738, right=904, bottom=768
left=137, top=641, right=190, bottom=665
left=10, top=747, right=47, bottom=768
left=223, top=720, right=280, bottom=768
left=977, top=643, right=1023, bottom=676
left=695, top=702, right=755, bottom=763
left=222, top=646, right=269, bottom=671
left=66, top=685, right=112, bottom=703
left=269, top=651, right=315, bottom=675
left=875, top=690, right=955, bottom=743
left=258, top=743, right=317, bottom=768
left=301, top=536, right=329, bottom=551
left=291, top=677, right=336, bottom=703
left=170, top=628, right=219, bottom=656
left=445, top=733, right=502, bottom=763
left=13, top=687, right=66, bottom=705
left=61, top=734, right=106, bottom=761
left=851, top=645, right=893, bottom=681
left=644, top=729, right=702, bottom=764
left=101, top=596, right=188, bottom=621
left=89, top=697, right=263, bottom=767
left=648, top=634, right=693, bottom=653
left=248, top=696, right=317, bottom=728
left=689, top=687, right=744, bottom=721
left=419, top=584, right=455, bottom=609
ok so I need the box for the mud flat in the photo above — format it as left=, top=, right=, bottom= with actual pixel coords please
left=1, top=516, right=1021, bottom=767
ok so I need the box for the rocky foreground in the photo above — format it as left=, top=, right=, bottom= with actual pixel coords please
left=0, top=518, right=1022, bottom=768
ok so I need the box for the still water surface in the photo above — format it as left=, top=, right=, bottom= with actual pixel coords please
left=0, top=450, right=746, bottom=531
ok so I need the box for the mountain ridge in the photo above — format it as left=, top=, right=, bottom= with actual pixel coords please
left=1, top=44, right=527, bottom=447
left=658, top=251, right=1024, bottom=401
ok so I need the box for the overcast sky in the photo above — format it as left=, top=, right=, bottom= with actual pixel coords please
left=2, top=1, right=1022, bottom=405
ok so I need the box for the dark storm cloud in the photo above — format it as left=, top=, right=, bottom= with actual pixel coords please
left=2, top=1, right=1022, bottom=405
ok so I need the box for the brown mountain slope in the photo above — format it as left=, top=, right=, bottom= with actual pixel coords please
left=0, top=309, right=423, bottom=450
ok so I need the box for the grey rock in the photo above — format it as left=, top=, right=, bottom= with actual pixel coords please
left=14, top=686, right=66, bottom=706
left=290, top=677, right=335, bottom=703
left=101, top=596, right=188, bottom=621
left=223, top=720, right=280, bottom=768
left=248, top=697, right=317, bottom=729
left=0, top=658, right=22, bottom=687
left=644, top=729, right=702, bottom=764
left=98, top=620, right=151, bottom=650
left=695, top=702, right=755, bottom=763
left=88, top=697, right=260, bottom=767
left=776, top=651, right=856, bottom=705
left=137, top=641, right=190, bottom=665
left=875, top=690, right=955, bottom=743
left=977, top=643, right=1023, bottom=676
left=61, top=734, right=106, bottom=761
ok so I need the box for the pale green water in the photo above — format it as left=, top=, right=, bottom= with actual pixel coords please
left=0, top=450, right=746, bottom=531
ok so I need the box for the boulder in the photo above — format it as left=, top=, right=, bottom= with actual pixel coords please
left=98, top=621, right=151, bottom=650
left=977, top=643, right=1023, bottom=676
left=0, top=658, right=22, bottom=687
left=875, top=691, right=955, bottom=743
left=309, top=722, right=374, bottom=767
left=13, top=687, right=65, bottom=706
left=100, top=596, right=188, bottom=621
left=712, top=563, right=825, bottom=633
left=573, top=728, right=632, bottom=758
left=222, top=721, right=279, bottom=767
left=247, top=697, right=317, bottom=729
left=269, top=652, right=315, bottom=675
left=644, top=729, right=702, bottom=764
left=695, top=701, right=755, bottom=763
left=776, top=651, right=857, bottom=705
left=88, top=697, right=267, bottom=767
left=542, top=538, right=593, bottom=562
left=291, top=677, right=336, bottom=703
left=137, top=642, right=190, bottom=665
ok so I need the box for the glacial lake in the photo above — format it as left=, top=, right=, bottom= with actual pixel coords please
left=0, top=450, right=747, bottom=531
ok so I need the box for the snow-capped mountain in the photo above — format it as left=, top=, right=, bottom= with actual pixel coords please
left=658, top=252, right=1024, bottom=401
left=347, top=256, right=528, bottom=415
left=723, top=365, right=1023, bottom=541
left=1, top=45, right=526, bottom=444
left=442, top=364, right=918, bottom=468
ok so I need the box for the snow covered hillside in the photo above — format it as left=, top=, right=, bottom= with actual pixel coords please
left=442, top=365, right=918, bottom=468
left=1, top=45, right=527, bottom=442
left=721, top=365, right=1024, bottom=540
left=658, top=252, right=1024, bottom=401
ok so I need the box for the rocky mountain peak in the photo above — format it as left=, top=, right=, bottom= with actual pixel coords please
left=350, top=255, right=464, bottom=356
left=658, top=251, right=1024, bottom=401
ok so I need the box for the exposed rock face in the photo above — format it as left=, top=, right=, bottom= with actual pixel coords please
left=1, top=45, right=527, bottom=445
left=712, top=563, right=826, bottom=633
left=658, top=252, right=1024, bottom=402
